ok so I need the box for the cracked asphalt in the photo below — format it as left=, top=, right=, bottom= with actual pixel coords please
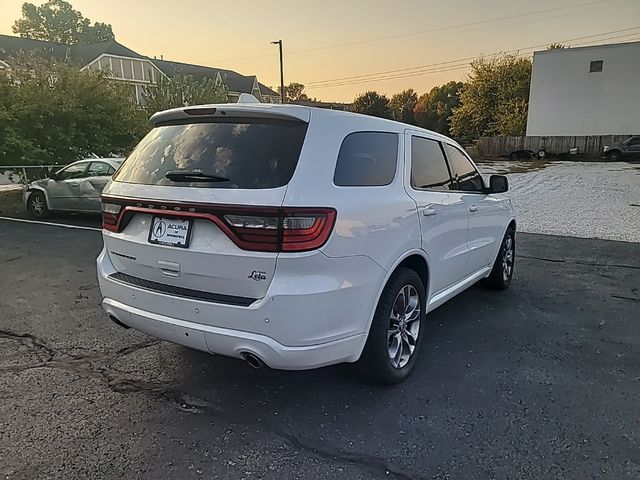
left=1, top=220, right=639, bottom=479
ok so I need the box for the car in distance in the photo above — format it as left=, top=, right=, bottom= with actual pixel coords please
left=602, top=136, right=640, bottom=161
left=97, top=101, right=516, bottom=384
left=25, top=158, right=123, bottom=218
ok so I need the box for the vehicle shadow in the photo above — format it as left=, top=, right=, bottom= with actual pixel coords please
left=168, top=281, right=518, bottom=427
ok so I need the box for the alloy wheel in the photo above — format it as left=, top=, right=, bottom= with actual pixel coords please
left=387, top=285, right=421, bottom=369
left=30, top=195, right=45, bottom=216
left=502, top=235, right=514, bottom=283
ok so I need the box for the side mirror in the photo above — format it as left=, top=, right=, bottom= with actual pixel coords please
left=488, top=175, right=508, bottom=193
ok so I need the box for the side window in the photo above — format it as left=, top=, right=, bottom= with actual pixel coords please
left=627, top=137, right=640, bottom=146
left=57, top=163, right=87, bottom=181
left=86, top=162, right=112, bottom=177
left=443, top=144, right=484, bottom=192
left=410, top=137, right=452, bottom=190
left=334, top=132, right=398, bottom=186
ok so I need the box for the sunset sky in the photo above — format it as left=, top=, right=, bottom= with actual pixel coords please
left=1, top=0, right=639, bottom=102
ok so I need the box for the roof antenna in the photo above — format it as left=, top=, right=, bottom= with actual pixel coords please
left=238, top=93, right=260, bottom=104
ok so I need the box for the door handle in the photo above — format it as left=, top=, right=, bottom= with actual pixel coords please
left=469, top=205, right=479, bottom=213
left=422, top=208, right=437, bottom=217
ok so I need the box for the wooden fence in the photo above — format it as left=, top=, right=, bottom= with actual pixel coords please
left=475, top=135, right=634, bottom=159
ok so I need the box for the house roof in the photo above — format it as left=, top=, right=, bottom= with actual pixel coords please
left=152, top=59, right=258, bottom=94
left=0, top=34, right=267, bottom=97
left=259, top=82, right=280, bottom=98
left=0, top=34, right=69, bottom=61
left=0, top=34, right=146, bottom=65
left=68, top=40, right=145, bottom=64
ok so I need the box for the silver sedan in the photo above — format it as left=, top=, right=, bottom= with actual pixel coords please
left=24, top=158, right=124, bottom=218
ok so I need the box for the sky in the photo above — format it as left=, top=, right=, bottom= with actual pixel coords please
left=1, top=0, right=639, bottom=102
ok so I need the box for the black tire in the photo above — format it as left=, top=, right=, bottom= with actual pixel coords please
left=356, top=267, right=426, bottom=384
left=608, top=150, right=621, bottom=162
left=483, top=227, right=515, bottom=290
left=27, top=191, right=49, bottom=218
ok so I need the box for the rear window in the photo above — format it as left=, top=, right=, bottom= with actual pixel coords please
left=333, top=132, right=398, bottom=186
left=114, top=119, right=308, bottom=189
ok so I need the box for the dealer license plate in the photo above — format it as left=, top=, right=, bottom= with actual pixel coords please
left=148, top=216, right=192, bottom=248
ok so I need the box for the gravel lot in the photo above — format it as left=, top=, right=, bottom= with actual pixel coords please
left=1, top=220, right=639, bottom=479
left=477, top=160, right=640, bottom=242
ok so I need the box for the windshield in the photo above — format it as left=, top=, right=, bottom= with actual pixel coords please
left=114, top=119, right=308, bottom=189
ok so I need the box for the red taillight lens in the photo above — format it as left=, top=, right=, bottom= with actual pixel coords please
left=101, top=202, right=121, bottom=232
left=281, top=209, right=335, bottom=252
left=222, top=208, right=336, bottom=252
left=100, top=196, right=336, bottom=253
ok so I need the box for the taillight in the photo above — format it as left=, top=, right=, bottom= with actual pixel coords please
left=100, top=196, right=336, bottom=253
left=281, top=209, right=335, bottom=252
left=222, top=208, right=336, bottom=252
left=101, top=202, right=121, bottom=232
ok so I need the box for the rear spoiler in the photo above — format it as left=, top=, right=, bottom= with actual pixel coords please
left=149, top=103, right=311, bottom=127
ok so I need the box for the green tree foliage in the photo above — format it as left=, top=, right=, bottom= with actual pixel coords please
left=12, top=0, right=115, bottom=45
left=278, top=82, right=309, bottom=103
left=389, top=89, right=418, bottom=124
left=0, top=54, right=146, bottom=166
left=351, top=91, right=391, bottom=119
left=450, top=53, right=531, bottom=139
left=143, top=73, right=229, bottom=116
left=413, top=81, right=463, bottom=135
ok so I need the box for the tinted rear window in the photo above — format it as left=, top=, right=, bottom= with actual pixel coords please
left=333, top=132, right=398, bottom=186
left=114, top=119, right=308, bottom=189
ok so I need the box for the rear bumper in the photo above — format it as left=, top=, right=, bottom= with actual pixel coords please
left=103, top=297, right=366, bottom=369
left=97, top=247, right=384, bottom=369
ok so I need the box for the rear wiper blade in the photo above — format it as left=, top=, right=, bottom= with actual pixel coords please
left=165, top=171, right=230, bottom=182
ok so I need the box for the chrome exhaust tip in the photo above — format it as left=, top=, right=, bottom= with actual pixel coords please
left=242, top=353, right=264, bottom=369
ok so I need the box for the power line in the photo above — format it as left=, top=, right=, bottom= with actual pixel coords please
left=307, top=27, right=640, bottom=86
left=287, top=0, right=617, bottom=55
left=305, top=28, right=640, bottom=89
left=206, top=0, right=621, bottom=64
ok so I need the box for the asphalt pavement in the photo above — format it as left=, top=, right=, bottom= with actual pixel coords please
left=0, top=220, right=639, bottom=479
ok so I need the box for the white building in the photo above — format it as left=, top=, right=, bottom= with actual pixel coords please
left=526, top=41, right=640, bottom=136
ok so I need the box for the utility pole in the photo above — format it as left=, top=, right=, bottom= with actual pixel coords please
left=271, top=40, right=285, bottom=103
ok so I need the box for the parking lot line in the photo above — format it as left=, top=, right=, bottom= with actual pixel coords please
left=0, top=216, right=101, bottom=232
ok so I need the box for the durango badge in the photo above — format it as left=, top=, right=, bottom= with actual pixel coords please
left=248, top=270, right=267, bottom=281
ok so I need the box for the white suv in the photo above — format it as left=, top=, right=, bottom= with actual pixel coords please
left=97, top=102, right=515, bottom=383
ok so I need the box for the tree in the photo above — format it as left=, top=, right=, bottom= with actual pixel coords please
left=389, top=89, right=418, bottom=124
left=143, top=73, right=229, bottom=116
left=450, top=53, right=532, bottom=139
left=546, top=43, right=568, bottom=50
left=413, top=81, right=463, bottom=135
left=278, top=82, right=309, bottom=103
left=351, top=91, right=391, bottom=119
left=0, top=54, right=146, bottom=166
left=12, top=0, right=115, bottom=45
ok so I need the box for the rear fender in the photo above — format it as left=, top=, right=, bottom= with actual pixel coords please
left=359, top=249, right=431, bottom=349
